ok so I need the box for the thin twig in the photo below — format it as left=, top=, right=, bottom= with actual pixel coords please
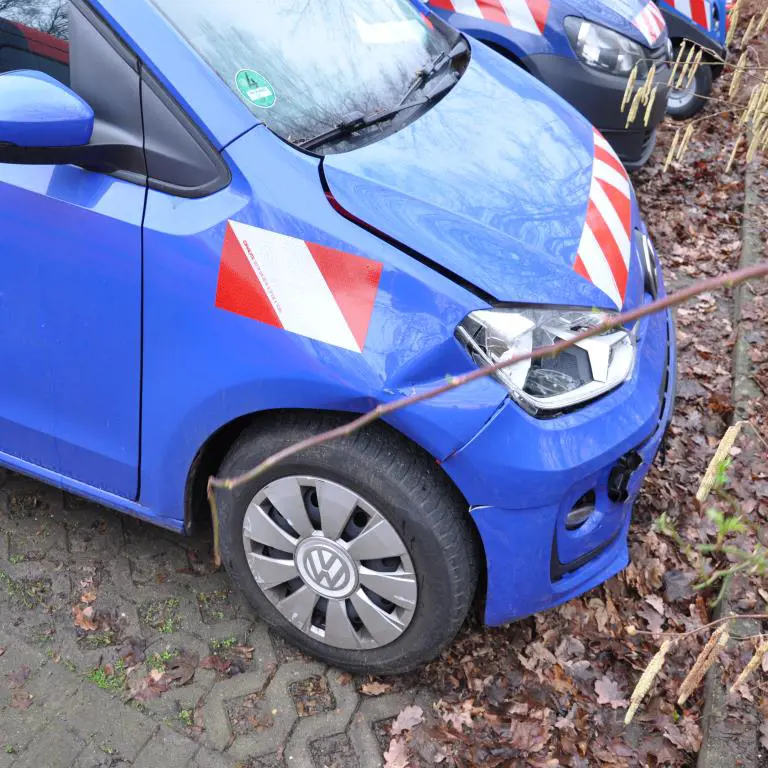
left=630, top=612, right=768, bottom=639
left=210, top=262, right=768, bottom=497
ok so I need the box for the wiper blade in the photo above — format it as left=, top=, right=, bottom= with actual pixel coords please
left=298, top=40, right=467, bottom=152
left=397, top=39, right=467, bottom=107
left=297, top=99, right=427, bottom=151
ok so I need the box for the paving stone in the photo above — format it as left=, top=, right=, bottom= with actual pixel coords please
left=7, top=520, right=67, bottom=562
left=309, top=733, right=358, bottom=768
left=192, top=746, right=240, bottom=768
left=0, top=471, right=396, bottom=768
left=135, top=635, right=216, bottom=719
left=25, top=661, right=82, bottom=716
left=0, top=476, right=63, bottom=521
left=240, top=754, right=286, bottom=768
left=71, top=743, right=132, bottom=767
left=0, top=633, right=46, bottom=675
left=10, top=722, right=84, bottom=768
left=347, top=694, right=411, bottom=768
left=289, top=674, right=337, bottom=718
left=201, top=661, right=285, bottom=753
left=196, top=586, right=240, bottom=624
left=62, top=687, right=157, bottom=762
left=268, top=629, right=313, bottom=665
left=65, top=508, right=124, bottom=558
left=0, top=696, right=48, bottom=757
left=225, top=661, right=323, bottom=761
left=284, top=671, right=359, bottom=767
left=133, top=725, right=198, bottom=768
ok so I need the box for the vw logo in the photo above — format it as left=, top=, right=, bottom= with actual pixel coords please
left=296, top=539, right=357, bottom=599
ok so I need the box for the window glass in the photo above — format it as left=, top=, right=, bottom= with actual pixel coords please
left=0, top=1, right=69, bottom=84
left=150, top=0, right=458, bottom=150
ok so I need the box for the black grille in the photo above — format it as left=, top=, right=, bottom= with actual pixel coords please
left=648, top=37, right=671, bottom=66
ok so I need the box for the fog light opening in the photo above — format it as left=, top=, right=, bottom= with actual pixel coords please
left=566, top=490, right=596, bottom=531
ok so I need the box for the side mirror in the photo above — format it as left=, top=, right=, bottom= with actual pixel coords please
left=0, top=70, right=94, bottom=148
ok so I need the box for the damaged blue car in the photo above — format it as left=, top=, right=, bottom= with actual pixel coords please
left=0, top=0, right=674, bottom=673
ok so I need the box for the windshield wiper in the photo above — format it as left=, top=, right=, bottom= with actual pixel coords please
left=397, top=38, right=468, bottom=107
left=297, top=99, right=428, bottom=152
left=298, top=39, right=468, bottom=153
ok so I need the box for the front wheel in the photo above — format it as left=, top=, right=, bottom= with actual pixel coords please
left=667, top=45, right=713, bottom=120
left=216, top=415, right=480, bottom=674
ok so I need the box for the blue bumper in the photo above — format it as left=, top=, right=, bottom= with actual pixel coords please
left=443, top=307, right=676, bottom=626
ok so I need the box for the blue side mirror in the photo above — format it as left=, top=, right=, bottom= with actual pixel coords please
left=0, top=70, right=94, bottom=148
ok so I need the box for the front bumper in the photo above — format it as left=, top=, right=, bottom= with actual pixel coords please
left=524, top=53, right=671, bottom=170
left=443, top=307, right=677, bottom=626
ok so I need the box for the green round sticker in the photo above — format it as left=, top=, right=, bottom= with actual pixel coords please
left=235, top=69, right=276, bottom=109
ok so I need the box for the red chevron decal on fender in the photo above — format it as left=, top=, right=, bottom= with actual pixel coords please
left=216, top=221, right=382, bottom=353
left=574, top=130, right=633, bottom=310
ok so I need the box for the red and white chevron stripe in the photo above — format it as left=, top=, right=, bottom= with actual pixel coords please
left=573, top=130, right=633, bottom=310
left=660, top=0, right=712, bottom=30
left=633, top=1, right=667, bottom=45
left=216, top=221, right=382, bottom=353
left=428, top=0, right=551, bottom=35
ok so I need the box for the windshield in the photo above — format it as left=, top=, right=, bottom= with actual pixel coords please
left=150, top=0, right=459, bottom=152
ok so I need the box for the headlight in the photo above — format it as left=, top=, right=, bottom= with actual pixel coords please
left=565, top=17, right=649, bottom=77
left=456, top=308, right=636, bottom=416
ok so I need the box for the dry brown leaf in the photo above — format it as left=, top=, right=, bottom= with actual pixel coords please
left=391, top=705, right=424, bottom=735
left=128, top=672, right=170, bottom=702
left=383, top=737, right=411, bottom=768
left=164, top=650, right=198, bottom=687
left=645, top=594, right=665, bottom=614
left=594, top=676, right=629, bottom=709
left=149, top=668, right=166, bottom=683
left=638, top=604, right=665, bottom=635
left=6, top=665, right=31, bottom=689
left=439, top=699, right=473, bottom=731
left=10, top=690, right=33, bottom=710
left=232, top=645, right=255, bottom=661
left=72, top=605, right=98, bottom=632
left=200, top=655, right=231, bottom=675
left=80, top=591, right=97, bottom=604
left=361, top=681, right=392, bottom=696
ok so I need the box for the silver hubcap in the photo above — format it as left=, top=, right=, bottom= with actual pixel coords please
left=668, top=75, right=697, bottom=110
left=242, top=476, right=418, bottom=650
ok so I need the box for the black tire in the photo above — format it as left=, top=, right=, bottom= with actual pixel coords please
left=667, top=44, right=713, bottom=120
left=216, top=413, right=479, bottom=674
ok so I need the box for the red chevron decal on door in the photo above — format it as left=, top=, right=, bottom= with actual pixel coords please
left=428, top=0, right=551, bottom=35
left=573, top=130, right=633, bottom=310
left=216, top=221, right=382, bottom=353
left=633, top=2, right=667, bottom=45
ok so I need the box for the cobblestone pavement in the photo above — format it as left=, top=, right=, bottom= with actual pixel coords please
left=0, top=469, right=428, bottom=768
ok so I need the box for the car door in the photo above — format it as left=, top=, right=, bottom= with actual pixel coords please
left=0, top=1, right=144, bottom=498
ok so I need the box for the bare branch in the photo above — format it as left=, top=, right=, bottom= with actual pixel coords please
left=209, top=262, right=768, bottom=498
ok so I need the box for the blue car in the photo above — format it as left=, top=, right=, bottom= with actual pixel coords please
left=0, top=0, right=675, bottom=673
left=420, top=0, right=673, bottom=169
left=656, top=0, right=728, bottom=118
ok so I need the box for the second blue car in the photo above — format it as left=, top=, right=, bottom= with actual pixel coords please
left=423, top=0, right=673, bottom=168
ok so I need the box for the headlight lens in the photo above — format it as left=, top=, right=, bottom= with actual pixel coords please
left=565, top=17, right=649, bottom=77
left=456, top=308, right=636, bottom=416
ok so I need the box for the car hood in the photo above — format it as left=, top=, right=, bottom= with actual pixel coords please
left=559, top=0, right=666, bottom=47
left=323, top=43, right=644, bottom=312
